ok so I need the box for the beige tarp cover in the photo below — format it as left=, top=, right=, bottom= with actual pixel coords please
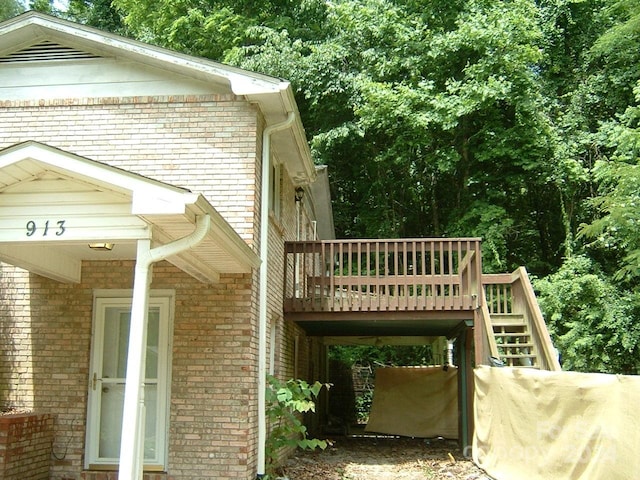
left=473, top=366, right=640, bottom=480
left=365, top=366, right=458, bottom=439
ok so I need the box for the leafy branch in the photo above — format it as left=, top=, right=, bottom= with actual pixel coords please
left=264, top=375, right=331, bottom=478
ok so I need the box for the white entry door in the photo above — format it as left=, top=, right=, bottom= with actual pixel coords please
left=86, top=295, right=171, bottom=469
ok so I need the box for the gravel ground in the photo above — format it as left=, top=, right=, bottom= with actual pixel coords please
left=280, top=436, right=493, bottom=480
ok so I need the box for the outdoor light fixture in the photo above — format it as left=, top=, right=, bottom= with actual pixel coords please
left=294, top=187, right=305, bottom=202
left=88, top=243, right=114, bottom=251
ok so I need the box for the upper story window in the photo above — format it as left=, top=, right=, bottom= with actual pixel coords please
left=269, top=161, right=282, bottom=219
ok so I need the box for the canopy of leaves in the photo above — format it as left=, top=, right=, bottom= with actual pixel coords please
left=225, top=0, right=572, bottom=274
left=535, top=255, right=640, bottom=374
left=579, top=80, right=640, bottom=285
left=19, top=0, right=640, bottom=374
left=329, top=344, right=433, bottom=368
left=0, top=0, right=25, bottom=21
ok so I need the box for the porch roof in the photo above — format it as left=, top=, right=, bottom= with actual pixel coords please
left=0, top=141, right=259, bottom=283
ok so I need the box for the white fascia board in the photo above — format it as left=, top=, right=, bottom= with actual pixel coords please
left=249, top=85, right=317, bottom=186
left=131, top=190, right=197, bottom=216
left=0, top=12, right=285, bottom=94
left=282, top=86, right=316, bottom=185
left=1, top=141, right=193, bottom=207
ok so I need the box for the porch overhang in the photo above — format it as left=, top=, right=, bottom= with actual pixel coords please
left=0, top=141, right=259, bottom=283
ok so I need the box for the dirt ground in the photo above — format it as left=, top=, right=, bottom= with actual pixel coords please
left=280, top=435, right=493, bottom=480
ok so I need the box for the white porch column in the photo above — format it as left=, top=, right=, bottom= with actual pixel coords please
left=118, top=215, right=211, bottom=480
left=119, top=239, right=153, bottom=480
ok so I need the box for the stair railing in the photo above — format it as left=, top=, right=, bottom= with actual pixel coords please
left=477, top=285, right=500, bottom=363
left=482, top=268, right=561, bottom=371
left=511, top=267, right=561, bottom=371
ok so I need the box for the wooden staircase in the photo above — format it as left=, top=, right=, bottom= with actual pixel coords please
left=481, top=268, right=561, bottom=371
left=490, top=313, right=538, bottom=368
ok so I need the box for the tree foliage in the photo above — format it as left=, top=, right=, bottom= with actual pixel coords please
left=26, top=0, right=640, bottom=374
left=535, top=256, right=640, bottom=374
left=65, top=0, right=128, bottom=34
left=329, top=344, right=433, bottom=367
left=224, top=0, right=572, bottom=273
left=0, top=0, right=25, bottom=21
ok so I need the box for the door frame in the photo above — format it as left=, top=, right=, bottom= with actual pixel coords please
left=85, top=289, right=174, bottom=470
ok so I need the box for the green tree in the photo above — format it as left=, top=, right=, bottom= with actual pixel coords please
left=579, top=81, right=640, bottom=282
left=535, top=255, right=640, bottom=374
left=228, top=0, right=570, bottom=273
left=112, top=0, right=328, bottom=59
left=30, top=0, right=55, bottom=14
left=0, top=0, right=24, bottom=21
left=65, top=0, right=128, bottom=34
left=329, top=344, right=433, bottom=367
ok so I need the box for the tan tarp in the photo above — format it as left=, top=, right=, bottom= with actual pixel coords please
left=365, top=366, right=458, bottom=439
left=473, top=366, right=640, bottom=480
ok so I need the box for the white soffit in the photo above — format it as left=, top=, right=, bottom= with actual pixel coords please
left=0, top=141, right=258, bottom=283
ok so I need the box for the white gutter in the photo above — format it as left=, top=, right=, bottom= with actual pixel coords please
left=257, top=112, right=295, bottom=478
left=119, top=214, right=211, bottom=480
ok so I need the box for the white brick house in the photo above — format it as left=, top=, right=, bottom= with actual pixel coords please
left=0, top=11, right=333, bottom=480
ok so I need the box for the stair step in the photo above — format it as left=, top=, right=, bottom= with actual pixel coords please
left=497, top=342, right=534, bottom=348
left=490, top=313, right=526, bottom=326
left=501, top=353, right=537, bottom=359
left=494, top=332, right=530, bottom=338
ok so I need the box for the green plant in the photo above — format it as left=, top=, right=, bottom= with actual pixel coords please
left=264, top=375, right=331, bottom=478
left=354, top=388, right=373, bottom=424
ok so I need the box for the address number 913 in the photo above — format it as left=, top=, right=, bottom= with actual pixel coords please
left=26, top=220, right=66, bottom=237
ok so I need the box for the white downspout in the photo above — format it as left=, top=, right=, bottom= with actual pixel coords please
left=119, top=214, right=211, bottom=480
left=257, top=112, right=295, bottom=478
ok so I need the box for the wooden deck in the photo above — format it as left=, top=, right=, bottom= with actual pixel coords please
left=284, top=238, right=482, bottom=314
left=283, top=239, right=482, bottom=337
left=284, top=238, right=560, bottom=370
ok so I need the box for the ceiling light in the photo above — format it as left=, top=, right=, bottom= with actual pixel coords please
left=88, top=243, right=114, bottom=251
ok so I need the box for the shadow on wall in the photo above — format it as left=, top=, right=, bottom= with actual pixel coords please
left=0, top=266, right=22, bottom=412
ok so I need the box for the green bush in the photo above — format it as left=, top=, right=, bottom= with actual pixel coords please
left=264, top=375, right=331, bottom=478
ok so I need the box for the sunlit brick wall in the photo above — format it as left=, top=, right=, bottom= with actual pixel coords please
left=0, top=95, right=259, bottom=243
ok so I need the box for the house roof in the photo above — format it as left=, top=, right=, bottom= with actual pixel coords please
left=0, top=11, right=316, bottom=185
left=0, top=141, right=259, bottom=283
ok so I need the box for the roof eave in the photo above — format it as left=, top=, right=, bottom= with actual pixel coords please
left=0, top=12, right=317, bottom=185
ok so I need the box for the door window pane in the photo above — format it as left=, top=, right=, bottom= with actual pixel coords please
left=97, top=305, right=161, bottom=462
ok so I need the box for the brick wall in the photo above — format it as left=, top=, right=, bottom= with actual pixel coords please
left=0, top=93, right=316, bottom=478
left=0, top=412, right=54, bottom=480
left=0, top=260, right=261, bottom=479
left=0, top=95, right=260, bottom=242
left=268, top=166, right=318, bottom=384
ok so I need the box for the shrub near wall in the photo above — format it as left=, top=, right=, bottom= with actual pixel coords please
left=0, top=412, right=54, bottom=480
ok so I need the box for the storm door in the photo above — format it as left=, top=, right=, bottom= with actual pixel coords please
left=86, top=295, right=171, bottom=469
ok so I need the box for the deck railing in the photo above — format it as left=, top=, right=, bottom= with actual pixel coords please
left=284, top=238, right=482, bottom=313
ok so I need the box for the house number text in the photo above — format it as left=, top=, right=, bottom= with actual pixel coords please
left=26, top=220, right=66, bottom=237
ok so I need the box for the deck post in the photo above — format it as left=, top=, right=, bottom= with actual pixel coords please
left=457, top=326, right=475, bottom=455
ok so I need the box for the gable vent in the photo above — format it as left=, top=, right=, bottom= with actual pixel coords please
left=0, top=41, right=101, bottom=63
